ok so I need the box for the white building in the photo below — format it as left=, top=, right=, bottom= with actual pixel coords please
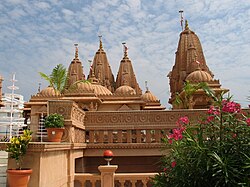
left=0, top=93, right=26, bottom=139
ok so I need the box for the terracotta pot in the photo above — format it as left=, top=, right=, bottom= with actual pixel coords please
left=7, top=169, right=32, bottom=187
left=46, top=128, right=64, bottom=142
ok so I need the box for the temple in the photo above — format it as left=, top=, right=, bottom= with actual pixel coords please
left=0, top=21, right=232, bottom=187
left=168, top=20, right=228, bottom=109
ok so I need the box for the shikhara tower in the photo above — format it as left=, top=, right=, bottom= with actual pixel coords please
left=168, top=20, right=228, bottom=109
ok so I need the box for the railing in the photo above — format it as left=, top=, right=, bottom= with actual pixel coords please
left=86, top=129, right=168, bottom=144
left=74, top=172, right=156, bottom=187
left=115, top=173, right=156, bottom=187
left=84, top=110, right=207, bottom=145
left=75, top=173, right=101, bottom=187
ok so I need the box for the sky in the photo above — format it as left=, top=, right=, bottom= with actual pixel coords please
left=0, top=0, right=250, bottom=109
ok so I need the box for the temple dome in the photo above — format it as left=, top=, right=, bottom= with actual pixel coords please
left=115, top=85, right=136, bottom=95
left=40, top=86, right=56, bottom=96
left=186, top=69, right=213, bottom=83
left=74, top=82, right=94, bottom=93
left=141, top=90, right=159, bottom=102
left=92, top=84, right=112, bottom=96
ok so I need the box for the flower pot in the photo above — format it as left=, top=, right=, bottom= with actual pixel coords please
left=7, top=169, right=32, bottom=187
left=46, top=128, right=64, bottom=142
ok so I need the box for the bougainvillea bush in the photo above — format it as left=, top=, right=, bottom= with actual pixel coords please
left=153, top=97, right=250, bottom=187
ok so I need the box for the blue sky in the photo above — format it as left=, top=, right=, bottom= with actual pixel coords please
left=0, top=0, right=250, bottom=108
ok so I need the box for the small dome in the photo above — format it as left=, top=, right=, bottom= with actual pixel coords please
left=92, top=84, right=112, bottom=96
left=186, top=70, right=213, bottom=83
left=65, top=81, right=94, bottom=94
left=40, top=86, right=56, bottom=96
left=141, top=90, right=159, bottom=102
left=115, top=85, right=136, bottom=95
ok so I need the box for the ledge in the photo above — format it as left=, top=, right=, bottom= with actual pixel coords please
left=0, top=142, right=87, bottom=152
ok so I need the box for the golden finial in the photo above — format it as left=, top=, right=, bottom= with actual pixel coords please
left=185, top=20, right=189, bottom=30
left=98, top=35, right=103, bottom=49
left=74, top=43, right=79, bottom=59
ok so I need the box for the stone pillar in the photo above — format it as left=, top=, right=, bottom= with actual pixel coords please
left=98, top=165, right=118, bottom=187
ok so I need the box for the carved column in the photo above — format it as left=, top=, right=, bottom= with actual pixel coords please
left=98, top=165, right=118, bottom=187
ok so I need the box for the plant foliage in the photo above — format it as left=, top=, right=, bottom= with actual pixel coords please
left=44, top=113, right=64, bottom=128
left=6, top=130, right=32, bottom=169
left=153, top=95, right=250, bottom=187
left=39, top=64, right=68, bottom=95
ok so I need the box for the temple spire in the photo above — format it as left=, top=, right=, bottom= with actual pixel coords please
left=74, top=43, right=79, bottom=59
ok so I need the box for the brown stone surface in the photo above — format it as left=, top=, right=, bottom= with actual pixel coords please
left=168, top=21, right=229, bottom=109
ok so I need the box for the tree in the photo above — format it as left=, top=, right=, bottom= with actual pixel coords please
left=39, top=64, right=68, bottom=95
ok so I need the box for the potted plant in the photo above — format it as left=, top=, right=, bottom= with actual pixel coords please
left=6, top=129, right=33, bottom=187
left=44, top=113, right=64, bottom=142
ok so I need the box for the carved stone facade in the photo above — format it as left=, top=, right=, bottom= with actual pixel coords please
left=168, top=21, right=228, bottom=109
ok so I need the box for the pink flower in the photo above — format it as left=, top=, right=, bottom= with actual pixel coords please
left=178, top=116, right=189, bottom=125
left=206, top=116, right=215, bottom=123
left=168, top=128, right=184, bottom=141
left=222, top=100, right=241, bottom=113
left=163, top=167, right=167, bottom=172
left=171, top=161, right=176, bottom=168
left=207, top=106, right=220, bottom=115
left=168, top=139, right=173, bottom=144
left=232, top=133, right=237, bottom=139
left=246, top=118, right=250, bottom=126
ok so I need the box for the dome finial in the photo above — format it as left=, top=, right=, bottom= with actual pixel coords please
left=185, top=20, right=189, bottom=30
left=145, top=80, right=149, bottom=92
left=38, top=82, right=41, bottom=93
left=98, top=35, right=103, bottom=49
left=179, top=10, right=184, bottom=31
left=74, top=43, right=79, bottom=59
left=122, top=42, right=128, bottom=57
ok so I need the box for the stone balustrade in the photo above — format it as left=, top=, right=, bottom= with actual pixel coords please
left=115, top=173, right=156, bottom=187
left=74, top=172, right=156, bottom=187
left=74, top=173, right=101, bottom=187
left=84, top=110, right=207, bottom=145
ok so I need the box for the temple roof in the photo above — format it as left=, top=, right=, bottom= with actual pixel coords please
left=186, top=68, right=213, bottom=83
left=66, top=44, right=85, bottom=89
left=39, top=86, right=56, bottom=97
left=115, top=85, right=136, bottom=96
left=115, top=44, right=142, bottom=95
left=88, top=36, right=115, bottom=92
left=141, top=90, right=159, bottom=103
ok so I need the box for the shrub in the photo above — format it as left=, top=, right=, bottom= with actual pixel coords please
left=153, top=97, right=250, bottom=187
left=44, top=113, right=64, bottom=128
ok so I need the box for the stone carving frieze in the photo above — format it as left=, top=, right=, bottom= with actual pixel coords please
left=85, top=110, right=206, bottom=128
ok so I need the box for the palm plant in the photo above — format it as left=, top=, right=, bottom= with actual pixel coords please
left=39, top=64, right=68, bottom=95
left=174, top=81, right=214, bottom=109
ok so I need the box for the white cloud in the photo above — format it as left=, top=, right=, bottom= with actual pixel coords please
left=0, top=0, right=249, bottom=108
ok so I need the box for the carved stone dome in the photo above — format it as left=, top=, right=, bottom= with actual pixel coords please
left=115, top=85, right=136, bottom=95
left=74, top=82, right=94, bottom=93
left=141, top=90, right=159, bottom=102
left=186, top=69, right=213, bottom=83
left=40, top=86, right=56, bottom=96
left=92, top=84, right=112, bottom=96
